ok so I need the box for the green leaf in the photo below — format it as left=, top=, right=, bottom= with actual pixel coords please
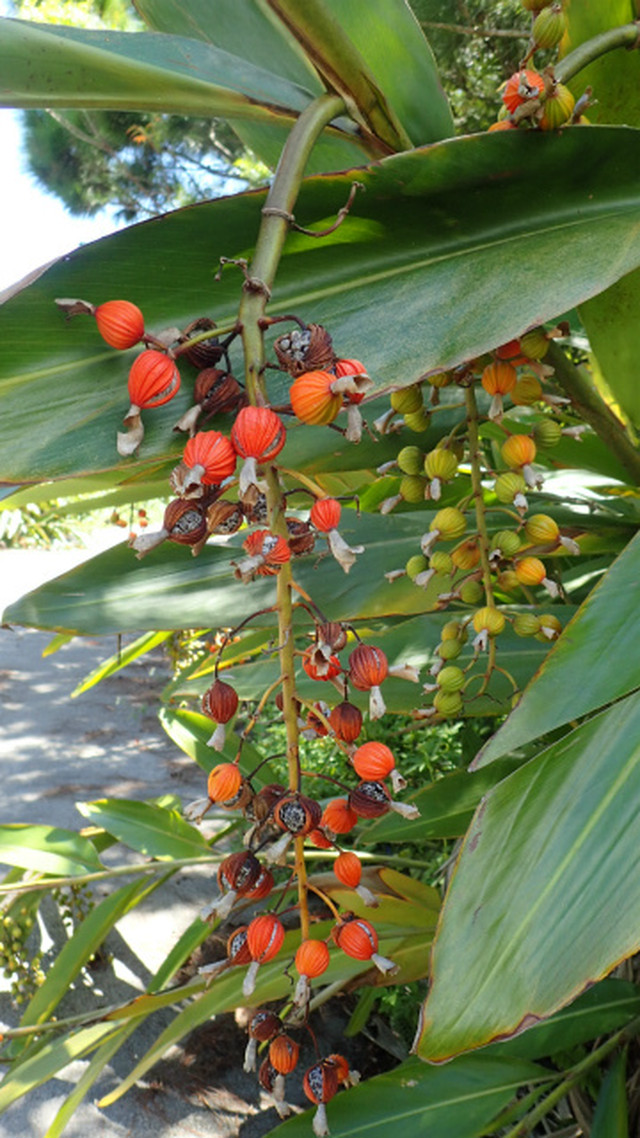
left=4, top=130, right=640, bottom=485
left=360, top=760, right=519, bottom=843
left=0, top=1024, right=121, bottom=1114
left=472, top=532, right=640, bottom=768
left=158, top=706, right=281, bottom=782
left=0, top=825, right=102, bottom=877
left=75, top=799, right=209, bottom=859
left=9, top=878, right=156, bottom=1056
left=268, top=1054, right=547, bottom=1138
left=42, top=1028, right=135, bottom=1138
left=415, top=693, right=640, bottom=1061
left=71, top=630, right=173, bottom=695
left=580, top=274, right=640, bottom=429
left=591, top=1050, right=629, bottom=1138
left=490, top=980, right=640, bottom=1061
left=0, top=17, right=323, bottom=123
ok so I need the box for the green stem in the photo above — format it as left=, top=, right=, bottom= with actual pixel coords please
left=545, top=343, right=640, bottom=484
left=237, top=93, right=346, bottom=944
left=0, top=853, right=227, bottom=896
left=464, top=384, right=497, bottom=691
left=555, top=23, right=640, bottom=86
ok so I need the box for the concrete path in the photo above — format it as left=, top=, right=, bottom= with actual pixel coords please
left=0, top=549, right=284, bottom=1137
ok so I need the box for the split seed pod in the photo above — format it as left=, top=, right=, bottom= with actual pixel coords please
left=348, top=644, right=388, bottom=719
left=294, top=939, right=330, bottom=1005
left=274, top=323, right=334, bottom=377
left=130, top=497, right=209, bottom=558
left=303, top=1060, right=340, bottom=1138
left=244, top=1009, right=281, bottom=1072
left=234, top=529, right=291, bottom=584
left=201, top=850, right=262, bottom=921
left=201, top=678, right=239, bottom=751
left=502, top=69, right=545, bottom=114
left=117, top=349, right=181, bottom=455
left=179, top=317, right=223, bottom=369
left=349, top=779, right=419, bottom=821
left=290, top=371, right=342, bottom=426
left=171, top=430, right=237, bottom=495
left=331, top=358, right=374, bottom=441
left=332, top=916, right=397, bottom=974
left=231, top=406, right=286, bottom=496
left=302, top=648, right=342, bottom=682
left=174, top=367, right=246, bottom=435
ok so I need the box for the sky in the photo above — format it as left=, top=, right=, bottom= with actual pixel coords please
left=0, top=107, right=123, bottom=294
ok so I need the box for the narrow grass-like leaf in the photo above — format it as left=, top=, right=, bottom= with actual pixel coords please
left=0, top=825, right=102, bottom=877
left=75, top=799, right=209, bottom=859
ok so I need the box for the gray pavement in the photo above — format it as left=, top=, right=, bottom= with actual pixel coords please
left=0, top=549, right=287, bottom=1137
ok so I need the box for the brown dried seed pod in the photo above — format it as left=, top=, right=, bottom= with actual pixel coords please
left=273, top=793, right=322, bottom=835
left=249, top=783, right=288, bottom=823
left=318, top=622, right=348, bottom=653
left=348, top=780, right=392, bottom=819
left=273, top=323, right=335, bottom=377
left=328, top=701, right=363, bottom=743
left=217, top=851, right=262, bottom=895
left=181, top=317, right=223, bottom=369
left=286, top=518, right=316, bottom=557
left=196, top=368, right=247, bottom=417
left=226, top=925, right=252, bottom=966
left=164, top=499, right=209, bottom=546
left=206, top=499, right=244, bottom=535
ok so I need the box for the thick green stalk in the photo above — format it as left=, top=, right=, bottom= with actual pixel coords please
left=546, top=343, right=640, bottom=484
left=556, top=23, right=640, bottom=86
left=238, top=93, right=346, bottom=941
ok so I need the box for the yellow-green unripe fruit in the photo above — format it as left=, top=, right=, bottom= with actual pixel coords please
left=429, top=370, right=453, bottom=389
left=533, top=5, right=568, bottom=52
left=491, top=529, right=521, bottom=557
left=430, top=507, right=466, bottom=539
left=494, top=472, right=527, bottom=504
left=406, top=554, right=428, bottom=579
left=511, top=373, right=543, bottom=406
left=533, top=419, right=563, bottom=448
left=520, top=327, right=549, bottom=360
left=424, top=448, right=458, bottom=481
left=536, top=613, right=562, bottom=641
left=442, top=620, right=466, bottom=642
left=540, top=83, right=575, bottom=130
left=403, top=408, right=431, bottom=433
left=496, top=570, right=520, bottom=592
left=397, top=445, right=424, bottom=475
left=400, top=474, right=427, bottom=503
left=438, top=638, right=462, bottom=661
left=391, top=385, right=423, bottom=414
left=525, top=513, right=559, bottom=544
left=437, top=665, right=465, bottom=692
left=460, top=579, right=483, bottom=604
left=433, top=688, right=463, bottom=716
left=430, top=551, right=453, bottom=575
left=472, top=606, right=506, bottom=636
left=451, top=539, right=481, bottom=571
left=512, top=613, right=542, bottom=637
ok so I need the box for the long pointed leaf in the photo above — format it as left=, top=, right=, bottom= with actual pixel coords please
left=415, top=693, right=640, bottom=1061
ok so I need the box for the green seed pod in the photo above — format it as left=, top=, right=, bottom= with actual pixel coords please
left=441, top=620, right=467, bottom=642
left=400, top=474, right=427, bottom=503
left=540, top=83, right=575, bottom=130
left=525, top=513, right=559, bottom=544
left=430, top=507, right=467, bottom=540
left=473, top=606, right=506, bottom=637
left=494, top=472, right=527, bottom=504
left=424, top=449, right=458, bottom=482
left=491, top=529, right=521, bottom=557
left=519, top=327, right=549, bottom=360
left=511, top=373, right=543, bottom=406
left=533, top=419, right=563, bottom=448
left=459, top=580, right=483, bottom=605
left=403, top=408, right=431, bottom=433
left=536, top=613, right=562, bottom=641
left=433, top=689, right=464, bottom=716
left=533, top=5, right=567, bottom=50
left=406, top=553, right=428, bottom=579
left=397, top=445, right=424, bottom=475
left=512, top=613, right=542, bottom=637
left=437, top=665, right=465, bottom=693
left=429, top=370, right=453, bottom=389
left=438, top=638, right=463, bottom=661
left=391, top=385, right=423, bottom=414
left=430, top=551, right=454, bottom=575
left=496, top=569, right=520, bottom=592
